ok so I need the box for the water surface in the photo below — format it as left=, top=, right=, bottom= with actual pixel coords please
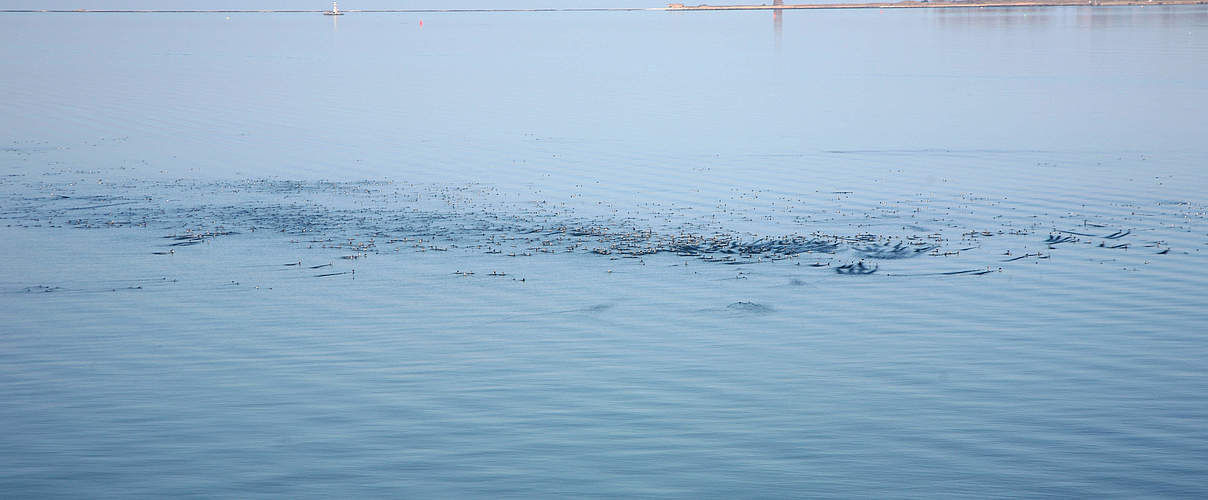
left=2, top=5, right=1208, bottom=498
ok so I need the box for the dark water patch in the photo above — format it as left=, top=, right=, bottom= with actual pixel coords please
left=938, top=269, right=986, bottom=275
left=836, top=262, right=878, bottom=275
left=1056, top=229, right=1099, bottom=237
left=3, top=176, right=1201, bottom=287
left=725, top=301, right=774, bottom=314
left=11, top=277, right=179, bottom=295
left=853, top=242, right=935, bottom=259
left=887, top=268, right=998, bottom=277
left=1044, top=234, right=1079, bottom=245
left=21, top=285, right=64, bottom=294
left=1002, top=252, right=1047, bottom=262
left=615, top=234, right=841, bottom=259
left=62, top=200, right=140, bottom=211
left=163, top=230, right=237, bottom=247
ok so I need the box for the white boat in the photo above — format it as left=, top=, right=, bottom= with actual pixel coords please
left=323, top=2, right=344, bottom=15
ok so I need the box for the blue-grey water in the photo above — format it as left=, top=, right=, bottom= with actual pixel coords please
left=3, top=4, right=1208, bottom=497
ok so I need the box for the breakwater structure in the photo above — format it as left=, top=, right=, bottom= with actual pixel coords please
left=667, top=0, right=1207, bottom=10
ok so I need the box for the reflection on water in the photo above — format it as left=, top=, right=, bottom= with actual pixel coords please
left=774, top=0, right=783, bottom=49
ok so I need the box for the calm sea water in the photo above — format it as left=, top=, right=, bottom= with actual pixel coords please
left=3, top=4, right=1208, bottom=498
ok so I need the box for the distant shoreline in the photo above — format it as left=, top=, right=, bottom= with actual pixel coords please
left=2, top=0, right=1205, bottom=14
left=667, top=0, right=1207, bottom=10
